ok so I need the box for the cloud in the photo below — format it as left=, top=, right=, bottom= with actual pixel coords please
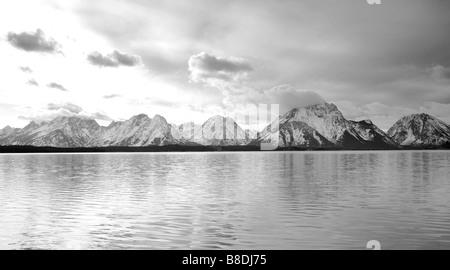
left=18, top=109, right=76, bottom=123
left=188, top=52, right=253, bottom=86
left=89, top=112, right=113, bottom=121
left=47, top=83, right=68, bottom=92
left=71, top=0, right=450, bottom=109
left=20, top=67, right=33, bottom=73
left=27, top=79, right=39, bottom=87
left=221, top=84, right=326, bottom=116
left=112, top=51, right=141, bottom=66
left=18, top=104, right=113, bottom=124
left=2, top=0, right=449, bottom=129
left=262, top=85, right=326, bottom=111
left=47, top=103, right=83, bottom=114
left=7, top=29, right=60, bottom=53
left=87, top=52, right=119, bottom=67
left=103, top=94, right=122, bottom=99
left=335, top=100, right=417, bottom=118
left=187, top=53, right=324, bottom=113
left=419, top=102, right=450, bottom=123
left=429, top=65, right=450, bottom=80
left=87, top=50, right=141, bottom=68
left=333, top=101, right=419, bottom=131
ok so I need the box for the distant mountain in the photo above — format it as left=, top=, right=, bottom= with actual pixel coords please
left=255, top=111, right=333, bottom=148
left=0, top=117, right=100, bottom=148
left=350, top=120, right=398, bottom=149
left=0, top=126, right=19, bottom=139
left=256, top=103, right=398, bottom=149
left=91, top=114, right=177, bottom=147
left=387, top=113, right=450, bottom=148
left=0, top=114, right=254, bottom=148
left=171, top=122, right=200, bottom=143
left=1, top=105, right=450, bottom=150
left=191, top=115, right=250, bottom=146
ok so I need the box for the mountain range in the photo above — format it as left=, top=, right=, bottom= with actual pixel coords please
left=1, top=103, right=449, bottom=150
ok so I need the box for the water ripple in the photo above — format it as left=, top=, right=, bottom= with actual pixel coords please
left=1, top=151, right=450, bottom=250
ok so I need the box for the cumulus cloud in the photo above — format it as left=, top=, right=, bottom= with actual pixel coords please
left=187, top=53, right=324, bottom=114
left=47, top=103, right=83, bottom=114
left=87, top=50, right=141, bottom=68
left=113, top=51, right=141, bottom=66
left=27, top=79, right=39, bottom=87
left=87, top=52, right=118, bottom=67
left=47, top=83, right=68, bottom=92
left=20, top=67, right=33, bottom=73
left=188, top=52, right=253, bottom=86
left=7, top=29, right=60, bottom=53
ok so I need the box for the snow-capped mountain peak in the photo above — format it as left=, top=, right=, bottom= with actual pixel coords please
left=387, top=113, right=450, bottom=147
left=256, top=103, right=398, bottom=149
left=1, top=108, right=449, bottom=149
left=191, top=115, right=250, bottom=146
left=282, top=103, right=354, bottom=144
left=91, top=113, right=175, bottom=147
left=0, top=116, right=101, bottom=148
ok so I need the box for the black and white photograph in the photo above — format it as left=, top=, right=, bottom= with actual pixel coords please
left=1, top=0, right=450, bottom=255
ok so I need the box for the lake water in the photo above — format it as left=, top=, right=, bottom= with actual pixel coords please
left=1, top=151, right=450, bottom=250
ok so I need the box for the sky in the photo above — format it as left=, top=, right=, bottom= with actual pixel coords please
left=1, top=0, right=450, bottom=130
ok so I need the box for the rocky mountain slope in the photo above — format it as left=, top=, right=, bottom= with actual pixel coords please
left=191, top=115, right=250, bottom=146
left=1, top=104, right=449, bottom=149
left=0, top=114, right=254, bottom=148
left=350, top=120, right=398, bottom=149
left=387, top=113, right=450, bottom=148
left=256, top=103, right=398, bottom=149
left=90, top=114, right=176, bottom=147
left=0, top=117, right=100, bottom=148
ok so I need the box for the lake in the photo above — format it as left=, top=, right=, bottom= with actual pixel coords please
left=1, top=151, right=450, bottom=250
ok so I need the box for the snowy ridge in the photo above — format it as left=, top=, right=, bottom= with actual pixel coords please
left=0, top=114, right=255, bottom=148
left=387, top=113, right=450, bottom=148
left=256, top=103, right=398, bottom=149
left=90, top=114, right=177, bottom=147
left=350, top=120, right=398, bottom=148
left=192, top=115, right=252, bottom=146
left=0, top=117, right=100, bottom=148
left=1, top=105, right=449, bottom=149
